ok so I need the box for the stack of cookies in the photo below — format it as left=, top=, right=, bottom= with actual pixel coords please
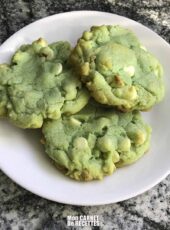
left=0, top=25, right=165, bottom=181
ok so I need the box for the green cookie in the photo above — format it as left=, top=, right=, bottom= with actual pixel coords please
left=42, top=101, right=151, bottom=181
left=0, top=39, right=89, bottom=128
left=70, top=25, right=164, bottom=111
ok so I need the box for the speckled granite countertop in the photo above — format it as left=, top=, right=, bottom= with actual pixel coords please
left=0, top=0, right=170, bottom=229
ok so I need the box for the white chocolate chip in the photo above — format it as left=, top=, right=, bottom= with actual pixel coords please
left=70, top=117, right=82, bottom=126
left=154, top=68, right=159, bottom=77
left=118, top=138, right=131, bottom=151
left=140, top=45, right=147, bottom=51
left=73, top=137, right=88, bottom=149
left=54, top=63, right=62, bottom=75
left=134, top=131, right=146, bottom=145
left=124, top=66, right=135, bottom=77
left=97, top=136, right=113, bottom=152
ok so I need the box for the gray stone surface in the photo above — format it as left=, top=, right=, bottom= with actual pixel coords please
left=0, top=0, right=170, bottom=229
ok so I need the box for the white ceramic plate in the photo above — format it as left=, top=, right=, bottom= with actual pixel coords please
left=0, top=11, right=170, bottom=206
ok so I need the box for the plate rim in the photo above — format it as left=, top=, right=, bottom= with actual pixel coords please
left=1, top=158, right=169, bottom=206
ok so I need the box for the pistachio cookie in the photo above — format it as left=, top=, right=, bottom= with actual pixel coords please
left=42, top=101, right=151, bottom=181
left=70, top=25, right=164, bottom=111
left=0, top=39, right=89, bottom=128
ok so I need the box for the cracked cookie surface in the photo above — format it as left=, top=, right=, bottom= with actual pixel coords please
left=42, top=101, right=151, bottom=181
left=0, top=39, right=89, bottom=128
left=70, top=25, right=164, bottom=111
